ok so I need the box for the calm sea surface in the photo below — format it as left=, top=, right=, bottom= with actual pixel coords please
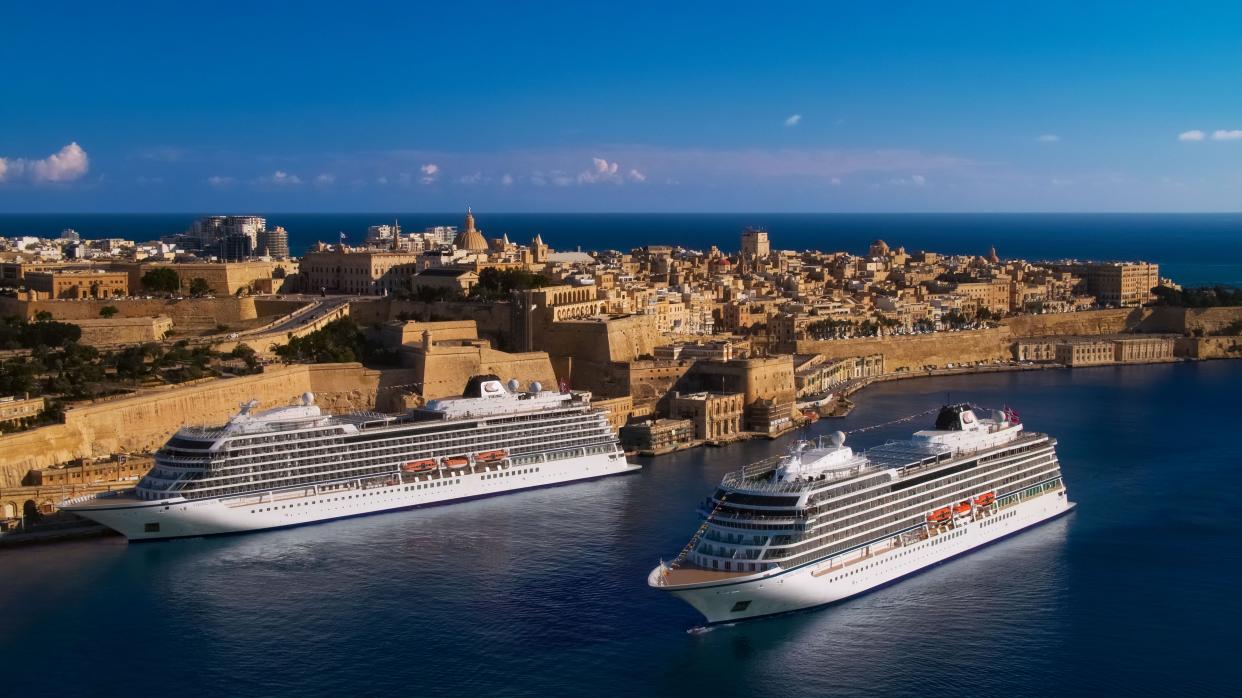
left=2, top=362, right=1238, bottom=697
left=1, top=213, right=1240, bottom=286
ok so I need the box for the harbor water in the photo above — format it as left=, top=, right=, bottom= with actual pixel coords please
left=2, top=361, right=1238, bottom=696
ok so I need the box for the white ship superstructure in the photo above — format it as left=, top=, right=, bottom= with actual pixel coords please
left=63, top=376, right=638, bottom=540
left=649, top=404, right=1073, bottom=623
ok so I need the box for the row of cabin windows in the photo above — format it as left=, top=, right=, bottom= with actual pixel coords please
left=766, top=465, right=1060, bottom=563
left=771, top=469, right=1061, bottom=569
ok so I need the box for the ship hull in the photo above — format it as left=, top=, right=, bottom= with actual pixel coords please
left=69, top=452, right=638, bottom=541
left=654, top=490, right=1073, bottom=624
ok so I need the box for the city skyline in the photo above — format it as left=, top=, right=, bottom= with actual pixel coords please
left=3, top=2, right=1242, bottom=212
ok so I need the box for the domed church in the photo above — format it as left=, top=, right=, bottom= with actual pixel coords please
left=453, top=208, right=490, bottom=252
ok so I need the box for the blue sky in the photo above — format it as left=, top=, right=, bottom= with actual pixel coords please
left=2, top=1, right=1241, bottom=212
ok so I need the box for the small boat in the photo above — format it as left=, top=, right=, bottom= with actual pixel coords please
left=476, top=449, right=507, bottom=463
left=401, top=459, right=438, bottom=473
left=801, top=409, right=820, bottom=423
left=974, top=492, right=996, bottom=507
left=953, top=502, right=972, bottom=516
left=927, top=507, right=952, bottom=523
left=441, top=456, right=470, bottom=469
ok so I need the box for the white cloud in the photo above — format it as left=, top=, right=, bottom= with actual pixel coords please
left=1178, top=130, right=1206, bottom=141
left=784, top=114, right=802, bottom=127
left=206, top=175, right=235, bottom=188
left=31, top=142, right=90, bottom=182
left=0, top=142, right=90, bottom=184
left=912, top=174, right=926, bottom=186
left=420, top=163, right=439, bottom=184
left=627, top=168, right=647, bottom=183
left=265, top=170, right=301, bottom=186
left=501, top=173, right=515, bottom=186
left=314, top=173, right=336, bottom=185
left=579, top=157, right=621, bottom=184
left=1036, top=134, right=1060, bottom=143
left=1212, top=129, right=1242, bottom=140
left=830, top=177, right=841, bottom=186
left=459, top=171, right=484, bottom=185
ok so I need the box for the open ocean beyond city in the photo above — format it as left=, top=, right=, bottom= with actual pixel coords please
left=2, top=361, right=1238, bottom=697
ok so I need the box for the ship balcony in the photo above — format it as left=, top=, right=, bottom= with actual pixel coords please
left=700, top=505, right=806, bottom=526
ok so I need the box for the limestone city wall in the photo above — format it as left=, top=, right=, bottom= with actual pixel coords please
left=796, top=327, right=1014, bottom=372
left=0, top=296, right=261, bottom=326
left=0, top=363, right=379, bottom=488
left=74, top=316, right=174, bottom=345
left=1138, top=306, right=1242, bottom=335
left=1000, top=307, right=1141, bottom=337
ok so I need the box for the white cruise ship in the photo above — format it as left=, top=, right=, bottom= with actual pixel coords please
left=63, top=376, right=639, bottom=540
left=649, top=404, right=1074, bottom=623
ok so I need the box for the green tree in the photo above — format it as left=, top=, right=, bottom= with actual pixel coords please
left=141, top=268, right=182, bottom=294
left=468, top=268, right=552, bottom=301
left=99, top=305, right=119, bottom=318
left=275, top=318, right=397, bottom=365
left=189, top=277, right=212, bottom=297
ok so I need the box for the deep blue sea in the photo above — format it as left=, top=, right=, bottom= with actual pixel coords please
left=1, top=213, right=1240, bottom=287
left=2, top=362, right=1238, bottom=697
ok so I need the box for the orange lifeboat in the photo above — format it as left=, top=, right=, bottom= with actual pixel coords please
left=441, top=456, right=470, bottom=469
left=953, top=501, right=972, bottom=516
left=401, top=459, right=438, bottom=473
left=927, top=507, right=952, bottom=523
left=476, top=449, right=508, bottom=463
left=974, top=492, right=996, bottom=507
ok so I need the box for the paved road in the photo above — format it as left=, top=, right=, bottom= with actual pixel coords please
left=247, top=296, right=352, bottom=337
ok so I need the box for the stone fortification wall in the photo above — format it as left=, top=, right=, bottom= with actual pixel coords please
left=381, top=320, right=479, bottom=347
left=1175, top=336, right=1242, bottom=359
left=74, top=316, right=173, bottom=345
left=1138, top=306, right=1242, bottom=335
left=0, top=363, right=379, bottom=488
left=797, top=328, right=1013, bottom=372
left=401, top=344, right=558, bottom=400
left=539, top=315, right=661, bottom=365
left=1000, top=308, right=1140, bottom=337
left=253, top=298, right=309, bottom=318
left=351, top=299, right=515, bottom=348
left=0, top=296, right=261, bottom=327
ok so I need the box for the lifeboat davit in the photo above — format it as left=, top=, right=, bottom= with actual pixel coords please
left=953, top=501, right=972, bottom=516
left=475, top=449, right=507, bottom=463
left=927, top=507, right=952, bottom=523
left=974, top=492, right=996, bottom=507
left=442, top=456, right=470, bottom=468
left=401, top=459, right=438, bottom=473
